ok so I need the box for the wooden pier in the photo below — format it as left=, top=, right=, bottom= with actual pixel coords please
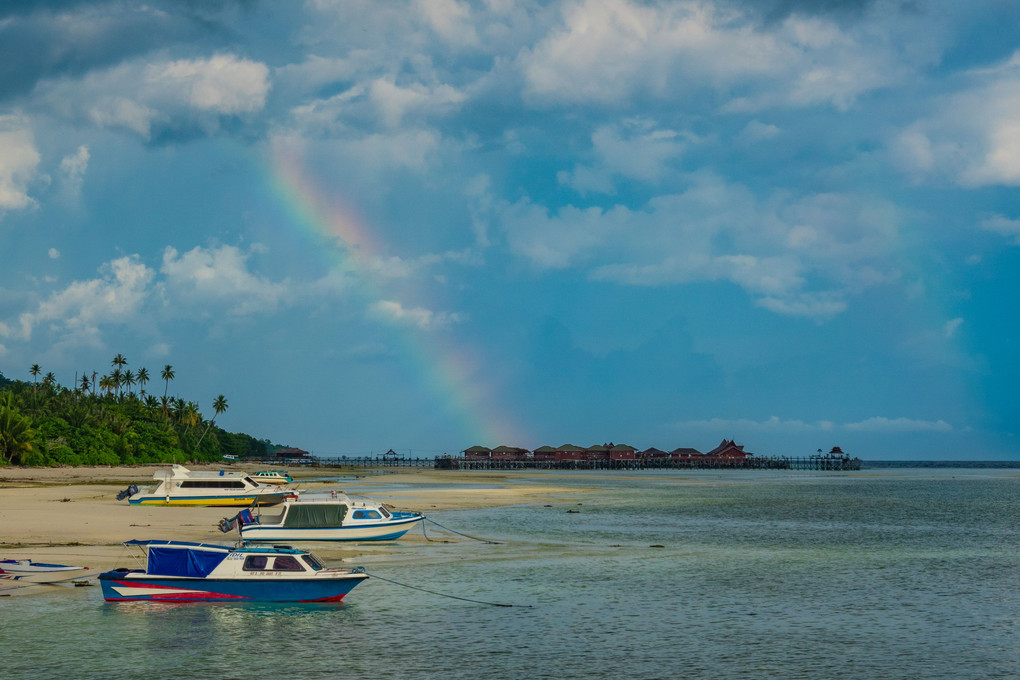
left=271, top=455, right=862, bottom=472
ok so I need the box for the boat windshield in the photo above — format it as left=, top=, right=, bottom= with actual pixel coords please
left=301, top=554, right=325, bottom=571
left=379, top=506, right=391, bottom=518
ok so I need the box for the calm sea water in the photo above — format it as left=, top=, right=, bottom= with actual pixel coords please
left=2, top=469, right=1017, bottom=680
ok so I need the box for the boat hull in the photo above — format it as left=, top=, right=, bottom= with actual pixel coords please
left=99, top=572, right=367, bottom=602
left=240, top=514, right=423, bottom=542
left=128, top=492, right=287, bottom=507
left=0, top=560, right=90, bottom=583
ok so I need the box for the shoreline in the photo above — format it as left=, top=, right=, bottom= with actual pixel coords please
left=0, top=464, right=591, bottom=576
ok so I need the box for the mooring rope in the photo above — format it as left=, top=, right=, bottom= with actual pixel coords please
left=422, top=517, right=502, bottom=544
left=355, top=568, right=531, bottom=608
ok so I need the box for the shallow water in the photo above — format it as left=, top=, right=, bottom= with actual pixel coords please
left=2, top=469, right=1017, bottom=679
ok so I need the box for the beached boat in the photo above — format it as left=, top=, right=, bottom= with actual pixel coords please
left=99, top=540, right=368, bottom=602
left=251, top=470, right=293, bottom=485
left=120, top=465, right=289, bottom=507
left=0, top=559, right=89, bottom=583
left=227, top=492, right=424, bottom=542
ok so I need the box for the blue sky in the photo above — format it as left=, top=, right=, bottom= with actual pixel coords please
left=1, top=0, right=1018, bottom=460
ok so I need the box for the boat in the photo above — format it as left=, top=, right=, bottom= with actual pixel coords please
left=119, top=465, right=289, bottom=507
left=226, top=492, right=424, bottom=542
left=98, top=540, right=368, bottom=602
left=251, top=470, right=293, bottom=485
left=0, top=559, right=89, bottom=583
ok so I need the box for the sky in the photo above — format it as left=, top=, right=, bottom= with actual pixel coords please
left=1, top=0, right=1018, bottom=460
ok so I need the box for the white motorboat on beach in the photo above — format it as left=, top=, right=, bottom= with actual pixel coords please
left=99, top=540, right=368, bottom=602
left=0, top=559, right=90, bottom=583
left=251, top=470, right=293, bottom=485
left=119, top=465, right=290, bottom=507
left=223, top=492, right=424, bottom=542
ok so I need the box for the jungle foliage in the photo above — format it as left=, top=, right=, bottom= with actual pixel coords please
left=0, top=361, right=276, bottom=467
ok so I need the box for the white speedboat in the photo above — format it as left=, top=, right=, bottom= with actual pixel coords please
left=226, top=492, right=424, bottom=542
left=251, top=470, right=293, bottom=485
left=99, top=540, right=367, bottom=602
left=0, top=559, right=89, bottom=583
left=120, top=465, right=289, bottom=506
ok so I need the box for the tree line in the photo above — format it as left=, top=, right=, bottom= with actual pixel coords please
left=0, top=356, right=277, bottom=466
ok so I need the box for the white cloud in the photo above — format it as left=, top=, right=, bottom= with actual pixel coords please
left=739, top=120, right=780, bottom=142
left=944, top=317, right=963, bottom=338
left=981, top=214, right=1020, bottom=244
left=893, top=52, right=1020, bottom=187
left=160, top=245, right=290, bottom=315
left=496, top=176, right=899, bottom=318
left=368, top=77, right=467, bottom=128
left=674, top=415, right=954, bottom=433
left=9, top=256, right=154, bottom=342
left=417, top=0, right=480, bottom=47
left=520, top=0, right=910, bottom=110
left=560, top=121, right=688, bottom=193
left=59, top=145, right=90, bottom=195
left=0, top=115, right=41, bottom=211
left=843, top=417, right=952, bottom=433
left=368, top=299, right=465, bottom=330
left=48, top=248, right=60, bottom=259
left=38, top=54, right=270, bottom=139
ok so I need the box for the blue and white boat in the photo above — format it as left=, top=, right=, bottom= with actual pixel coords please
left=99, top=540, right=368, bottom=602
left=0, top=559, right=89, bottom=583
left=228, top=492, right=424, bottom=543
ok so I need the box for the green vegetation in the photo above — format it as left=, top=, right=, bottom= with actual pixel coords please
left=0, top=358, right=277, bottom=467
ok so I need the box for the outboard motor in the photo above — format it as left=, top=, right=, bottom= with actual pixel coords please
left=116, top=484, right=139, bottom=501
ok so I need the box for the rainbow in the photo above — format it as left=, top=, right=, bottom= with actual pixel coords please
left=265, top=144, right=523, bottom=450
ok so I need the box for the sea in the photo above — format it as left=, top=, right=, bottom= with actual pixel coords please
left=2, top=468, right=1017, bottom=680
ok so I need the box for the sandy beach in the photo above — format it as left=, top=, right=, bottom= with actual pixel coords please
left=0, top=464, right=590, bottom=577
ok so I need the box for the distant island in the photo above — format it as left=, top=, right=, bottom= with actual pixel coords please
left=0, top=359, right=293, bottom=467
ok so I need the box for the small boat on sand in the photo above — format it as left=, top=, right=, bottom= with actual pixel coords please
left=0, top=559, right=89, bottom=583
left=251, top=470, right=293, bottom=485
left=99, top=540, right=368, bottom=602
left=224, top=492, right=424, bottom=542
left=119, top=465, right=289, bottom=506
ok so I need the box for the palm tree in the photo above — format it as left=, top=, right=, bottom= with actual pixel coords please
left=29, top=364, right=40, bottom=386
left=80, top=373, right=90, bottom=394
left=161, top=365, right=175, bottom=399
left=0, top=395, right=36, bottom=465
left=195, top=395, right=229, bottom=450
left=123, top=369, right=135, bottom=397
left=112, top=354, right=128, bottom=370
left=136, top=367, right=150, bottom=397
left=111, top=368, right=123, bottom=399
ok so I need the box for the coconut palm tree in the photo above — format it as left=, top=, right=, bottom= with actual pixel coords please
left=29, top=364, right=40, bottom=385
left=136, top=367, right=150, bottom=397
left=161, top=365, right=175, bottom=399
left=195, top=395, right=228, bottom=450
left=0, top=395, right=35, bottom=465
left=123, top=369, right=135, bottom=397
left=80, top=373, right=90, bottom=394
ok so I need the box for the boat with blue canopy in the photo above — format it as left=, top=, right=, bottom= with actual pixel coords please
left=98, top=540, right=368, bottom=602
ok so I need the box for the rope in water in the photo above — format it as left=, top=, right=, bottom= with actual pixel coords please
left=354, top=568, right=531, bottom=608
left=421, top=517, right=502, bottom=544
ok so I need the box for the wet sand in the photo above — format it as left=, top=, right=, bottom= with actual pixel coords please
left=0, top=464, right=590, bottom=576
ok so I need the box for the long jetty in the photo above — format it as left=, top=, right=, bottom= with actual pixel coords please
left=275, top=455, right=862, bottom=472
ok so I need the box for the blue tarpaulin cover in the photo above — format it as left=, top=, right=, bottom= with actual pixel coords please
left=147, top=546, right=228, bottom=577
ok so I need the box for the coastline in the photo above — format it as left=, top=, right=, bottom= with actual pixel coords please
left=0, top=464, right=591, bottom=574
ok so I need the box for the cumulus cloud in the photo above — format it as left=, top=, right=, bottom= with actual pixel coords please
left=0, top=115, right=41, bottom=211
left=496, top=176, right=899, bottom=318
left=37, top=54, right=270, bottom=139
left=7, top=256, right=154, bottom=343
left=160, top=244, right=290, bottom=315
left=892, top=52, right=1020, bottom=187
left=368, top=299, right=466, bottom=330
left=520, top=0, right=911, bottom=110
left=559, top=120, right=689, bottom=193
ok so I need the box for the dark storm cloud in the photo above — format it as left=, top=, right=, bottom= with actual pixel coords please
left=0, top=1, right=249, bottom=102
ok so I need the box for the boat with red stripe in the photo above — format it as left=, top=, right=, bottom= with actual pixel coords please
left=99, top=540, right=367, bottom=602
